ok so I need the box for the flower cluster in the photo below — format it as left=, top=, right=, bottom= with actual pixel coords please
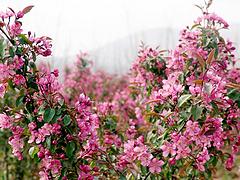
left=0, top=4, right=240, bottom=180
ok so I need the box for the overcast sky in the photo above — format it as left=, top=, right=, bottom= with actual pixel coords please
left=1, top=0, right=240, bottom=60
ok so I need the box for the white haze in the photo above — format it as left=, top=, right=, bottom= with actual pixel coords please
left=1, top=0, right=240, bottom=73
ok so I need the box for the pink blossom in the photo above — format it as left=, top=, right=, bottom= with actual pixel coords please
left=225, top=155, right=234, bottom=171
left=160, top=142, right=176, bottom=157
left=9, top=21, right=23, bottom=37
left=13, top=55, right=24, bottom=69
left=8, top=126, right=24, bottom=160
left=39, top=171, right=49, bottom=180
left=78, top=165, right=93, bottom=180
left=0, top=114, right=12, bottom=129
left=0, top=83, right=6, bottom=98
left=196, top=148, right=210, bottom=171
left=41, top=157, right=62, bottom=175
left=149, top=158, right=164, bottom=173
left=13, top=74, right=26, bottom=85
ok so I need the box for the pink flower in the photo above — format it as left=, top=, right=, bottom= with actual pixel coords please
left=13, top=55, right=24, bottom=69
left=160, top=142, right=176, bottom=157
left=16, top=11, right=24, bottom=19
left=39, top=171, right=49, bottom=180
left=13, top=74, right=26, bottom=86
left=9, top=21, right=23, bottom=37
left=50, top=159, right=62, bottom=174
left=185, top=120, right=200, bottom=137
left=148, top=158, right=164, bottom=173
left=51, top=123, right=61, bottom=134
left=196, top=148, right=210, bottom=171
left=8, top=127, right=24, bottom=160
left=52, top=69, right=59, bottom=77
left=139, top=152, right=152, bottom=166
left=28, top=122, right=37, bottom=131
left=0, top=83, right=6, bottom=98
left=0, top=64, right=11, bottom=81
left=225, top=155, right=234, bottom=171
left=75, top=93, right=91, bottom=111
left=41, top=157, right=62, bottom=175
left=31, top=36, right=52, bottom=57
left=78, top=165, right=93, bottom=180
left=0, top=114, right=12, bottom=129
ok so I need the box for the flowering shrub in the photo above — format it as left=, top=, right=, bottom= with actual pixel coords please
left=0, top=6, right=105, bottom=180
left=0, top=3, right=240, bottom=180
left=63, top=52, right=127, bottom=104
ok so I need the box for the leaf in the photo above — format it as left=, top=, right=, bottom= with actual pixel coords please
left=191, top=23, right=200, bottom=30
left=195, top=53, right=205, bottom=69
left=8, top=7, right=15, bottom=14
left=26, top=102, right=34, bottom=113
left=227, top=89, right=240, bottom=100
left=28, top=146, right=39, bottom=158
left=27, top=76, right=38, bottom=91
left=192, top=79, right=203, bottom=85
left=104, top=117, right=117, bottom=131
left=32, top=51, right=36, bottom=62
left=63, top=115, right=71, bottom=126
left=44, top=108, right=55, bottom=123
left=210, top=156, right=218, bottom=166
left=22, top=5, right=34, bottom=15
left=206, top=49, right=215, bottom=65
left=191, top=105, right=203, bottom=120
left=119, top=174, right=127, bottom=180
left=66, top=141, right=76, bottom=158
left=9, top=46, right=15, bottom=58
left=29, top=62, right=37, bottom=72
left=0, top=38, right=5, bottom=58
left=210, top=101, right=219, bottom=115
left=195, top=4, right=203, bottom=11
left=16, top=95, right=24, bottom=107
left=178, top=94, right=192, bottom=107
left=226, top=83, right=240, bottom=90
left=46, top=136, right=51, bottom=149
left=18, top=34, right=32, bottom=45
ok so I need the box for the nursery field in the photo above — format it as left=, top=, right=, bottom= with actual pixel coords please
left=0, top=3, right=240, bottom=180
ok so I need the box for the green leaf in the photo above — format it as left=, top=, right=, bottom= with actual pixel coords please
left=27, top=75, right=38, bottom=91
left=191, top=105, right=203, bottom=120
left=119, top=174, right=127, bottom=180
left=191, top=23, right=200, bottom=30
left=178, top=94, right=192, bottom=107
left=104, top=117, right=117, bottom=131
left=32, top=51, right=37, bottom=62
left=210, top=101, right=219, bottom=115
left=30, top=62, right=37, bottom=71
left=26, top=101, right=34, bottom=113
left=0, top=38, right=5, bottom=59
left=9, top=46, right=15, bottom=57
left=44, top=108, right=55, bottom=123
left=227, top=89, right=240, bottom=101
left=28, top=146, right=39, bottom=158
left=63, top=115, right=71, bottom=126
left=66, top=141, right=76, bottom=158
left=46, top=136, right=51, bottom=150
left=16, top=95, right=24, bottom=107
left=18, top=34, right=32, bottom=45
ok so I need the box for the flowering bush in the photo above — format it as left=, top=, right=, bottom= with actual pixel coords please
left=62, top=52, right=127, bottom=104
left=0, top=4, right=240, bottom=180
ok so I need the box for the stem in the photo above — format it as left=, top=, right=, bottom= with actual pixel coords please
left=97, top=148, right=121, bottom=176
left=5, top=146, right=9, bottom=180
left=144, top=172, right=151, bottom=180
left=0, top=27, right=14, bottom=45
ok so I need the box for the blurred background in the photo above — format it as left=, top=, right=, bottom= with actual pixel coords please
left=1, top=0, right=240, bottom=74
